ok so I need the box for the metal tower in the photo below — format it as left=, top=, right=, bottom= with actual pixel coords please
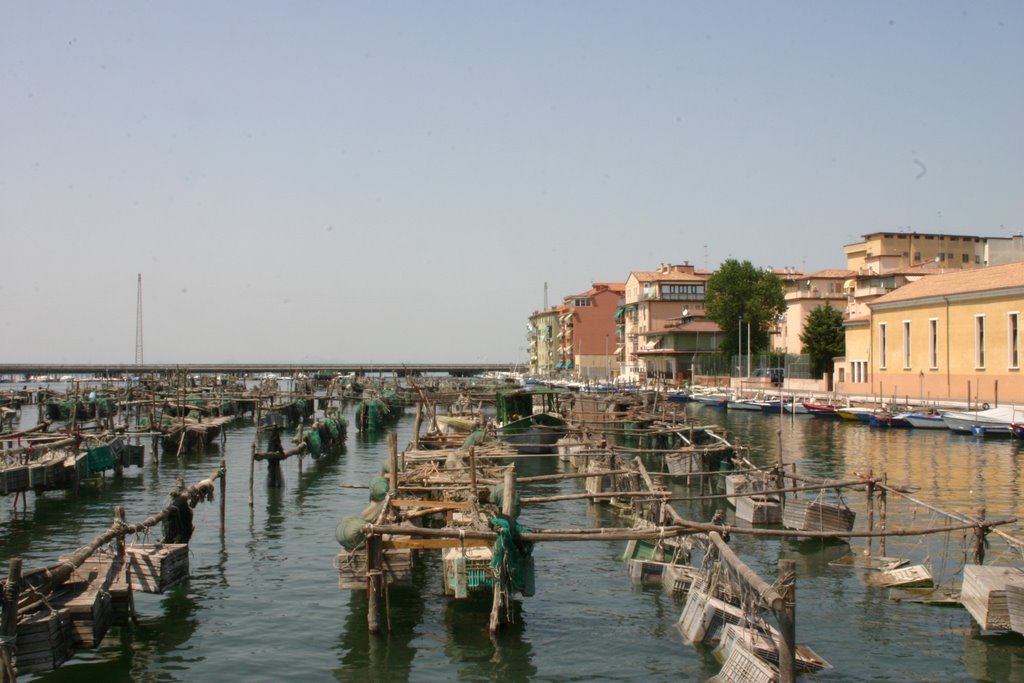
left=135, top=274, right=144, bottom=365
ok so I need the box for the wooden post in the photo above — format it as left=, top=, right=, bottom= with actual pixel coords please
left=413, top=403, right=422, bottom=450
left=777, top=559, right=796, bottom=683
left=366, top=534, right=382, bottom=634
left=868, top=473, right=876, bottom=557
left=995, top=380, right=999, bottom=407
left=1, top=558, right=23, bottom=683
left=219, top=458, right=226, bottom=534
left=387, top=432, right=399, bottom=495
left=974, top=507, right=987, bottom=565
left=468, top=447, right=478, bottom=502
left=490, top=467, right=517, bottom=634
left=880, top=474, right=888, bottom=556
left=248, top=443, right=255, bottom=507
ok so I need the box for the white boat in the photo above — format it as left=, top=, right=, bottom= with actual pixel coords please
left=726, top=397, right=763, bottom=411
left=940, top=405, right=1024, bottom=435
left=901, top=411, right=947, bottom=429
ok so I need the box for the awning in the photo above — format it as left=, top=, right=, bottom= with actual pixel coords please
left=614, top=344, right=624, bottom=354
left=644, top=339, right=659, bottom=350
left=555, top=362, right=564, bottom=369
left=566, top=362, right=574, bottom=369
left=614, top=307, right=625, bottom=319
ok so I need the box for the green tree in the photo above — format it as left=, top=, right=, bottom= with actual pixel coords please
left=705, top=259, right=786, bottom=358
left=800, top=303, right=846, bottom=377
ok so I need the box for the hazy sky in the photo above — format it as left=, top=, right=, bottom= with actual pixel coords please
left=2, top=3, right=1021, bottom=364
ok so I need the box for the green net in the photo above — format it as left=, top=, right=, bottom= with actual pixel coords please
left=368, top=476, right=390, bottom=502
left=490, top=515, right=535, bottom=596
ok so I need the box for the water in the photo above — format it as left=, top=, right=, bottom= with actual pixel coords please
left=4, top=395, right=1024, bottom=682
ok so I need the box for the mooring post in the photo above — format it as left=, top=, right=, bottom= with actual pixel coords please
left=468, top=447, right=478, bottom=502
left=366, top=534, right=382, bottom=634
left=490, top=467, right=517, bottom=634
left=248, top=443, right=255, bottom=508
left=866, top=473, right=875, bottom=556
left=413, top=403, right=422, bottom=450
left=387, top=432, right=399, bottom=494
left=777, top=559, right=796, bottom=683
left=1, top=558, right=24, bottom=683
left=974, top=507, right=987, bottom=565
left=219, top=458, right=226, bottom=534
left=880, top=474, right=888, bottom=556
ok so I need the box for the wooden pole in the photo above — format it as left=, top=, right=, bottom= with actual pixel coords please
left=490, top=467, right=516, bottom=633
left=866, top=474, right=875, bottom=556
left=413, top=403, right=422, bottom=450
left=387, top=432, right=399, bottom=494
left=1, top=558, right=23, bottom=683
left=366, top=534, right=382, bottom=634
left=974, top=507, right=987, bottom=565
left=468, top=447, right=478, bottom=502
left=777, top=559, right=796, bottom=683
left=248, top=443, right=255, bottom=507
left=219, top=458, right=226, bottom=534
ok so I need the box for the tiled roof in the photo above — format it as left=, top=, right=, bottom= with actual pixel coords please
left=806, top=269, right=856, bottom=279
left=869, top=262, right=1024, bottom=305
left=631, top=269, right=710, bottom=283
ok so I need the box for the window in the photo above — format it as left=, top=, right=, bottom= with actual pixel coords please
left=850, top=360, right=868, bottom=383
left=962, top=254, right=970, bottom=264
left=903, top=321, right=911, bottom=369
left=878, top=323, right=887, bottom=369
left=929, top=318, right=938, bottom=369
left=660, top=284, right=705, bottom=301
left=1010, top=312, right=1020, bottom=369
left=938, top=253, right=946, bottom=262
left=914, top=251, right=921, bottom=262
left=838, top=367, right=845, bottom=383
left=976, top=315, right=986, bottom=368
left=572, top=297, right=592, bottom=307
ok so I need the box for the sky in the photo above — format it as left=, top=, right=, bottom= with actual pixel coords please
left=2, top=2, right=1021, bottom=364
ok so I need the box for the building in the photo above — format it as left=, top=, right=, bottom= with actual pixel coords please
left=843, top=231, right=985, bottom=272
left=772, top=268, right=853, bottom=354
left=621, top=263, right=711, bottom=382
left=558, top=282, right=624, bottom=380
left=634, top=314, right=722, bottom=384
left=836, top=262, right=1024, bottom=404
left=527, top=306, right=564, bottom=376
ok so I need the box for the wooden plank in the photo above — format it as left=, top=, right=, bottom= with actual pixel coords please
left=381, top=537, right=492, bottom=550
left=390, top=498, right=474, bottom=510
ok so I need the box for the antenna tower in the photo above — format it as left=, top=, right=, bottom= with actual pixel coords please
left=135, top=273, right=144, bottom=365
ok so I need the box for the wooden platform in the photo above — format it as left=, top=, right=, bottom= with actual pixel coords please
left=961, top=564, right=1024, bottom=631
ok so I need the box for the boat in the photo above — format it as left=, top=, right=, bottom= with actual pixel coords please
left=494, top=386, right=570, bottom=454
left=1012, top=423, right=1024, bottom=439
left=941, top=405, right=1024, bottom=436
left=725, top=397, right=763, bottom=411
left=902, top=411, right=948, bottom=429
left=666, top=388, right=692, bottom=403
left=868, top=412, right=912, bottom=428
left=835, top=406, right=876, bottom=422
left=802, top=402, right=840, bottom=418
left=692, top=392, right=729, bottom=408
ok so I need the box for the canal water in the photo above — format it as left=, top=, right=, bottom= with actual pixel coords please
left=3, top=390, right=1024, bottom=682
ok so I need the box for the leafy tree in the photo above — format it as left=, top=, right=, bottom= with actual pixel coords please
left=705, top=259, right=786, bottom=358
left=800, top=303, right=846, bottom=377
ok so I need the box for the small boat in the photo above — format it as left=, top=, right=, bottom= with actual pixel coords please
left=941, top=405, right=1024, bottom=435
left=902, top=411, right=948, bottom=429
left=692, top=392, right=729, bottom=408
left=495, top=385, right=571, bottom=454
left=836, top=407, right=876, bottom=422
left=1012, top=423, right=1024, bottom=439
left=726, top=397, right=763, bottom=411
left=802, top=402, right=840, bottom=418
left=666, top=388, right=692, bottom=403
left=868, top=412, right=912, bottom=428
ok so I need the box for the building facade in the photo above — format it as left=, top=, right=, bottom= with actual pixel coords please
left=837, top=262, right=1024, bottom=404
left=559, top=283, right=624, bottom=380
left=621, top=263, right=710, bottom=382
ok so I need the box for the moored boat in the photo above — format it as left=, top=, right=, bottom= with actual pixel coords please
left=940, top=405, right=1024, bottom=435
left=902, top=411, right=947, bottom=429
left=802, top=402, right=840, bottom=418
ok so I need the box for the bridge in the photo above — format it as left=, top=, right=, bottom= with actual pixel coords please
left=0, top=362, right=519, bottom=381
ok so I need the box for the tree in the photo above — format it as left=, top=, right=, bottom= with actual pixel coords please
left=705, top=259, right=786, bottom=358
left=800, top=303, right=846, bottom=377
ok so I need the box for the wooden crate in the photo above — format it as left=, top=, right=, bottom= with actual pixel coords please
left=1006, top=585, right=1024, bottom=635
left=865, top=564, right=933, bottom=589
left=126, top=543, right=190, bottom=593
left=13, top=607, right=74, bottom=675
left=337, top=547, right=415, bottom=591
left=663, top=564, right=699, bottom=598
left=782, top=499, right=855, bottom=533
left=735, top=495, right=782, bottom=525
left=443, top=546, right=494, bottom=597
left=961, top=564, right=1024, bottom=631
left=710, top=625, right=778, bottom=683
left=48, top=582, right=113, bottom=648
left=678, top=587, right=744, bottom=644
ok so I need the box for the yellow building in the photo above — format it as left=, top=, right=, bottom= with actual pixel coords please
left=838, top=262, right=1024, bottom=404
left=844, top=231, right=984, bottom=272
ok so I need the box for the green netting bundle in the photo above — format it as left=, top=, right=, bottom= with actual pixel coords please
left=304, top=430, right=323, bottom=458
left=490, top=514, right=535, bottom=597
left=460, top=430, right=488, bottom=450
left=368, top=476, right=390, bottom=502
left=336, top=516, right=366, bottom=550
left=324, top=417, right=341, bottom=441
left=360, top=499, right=385, bottom=522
